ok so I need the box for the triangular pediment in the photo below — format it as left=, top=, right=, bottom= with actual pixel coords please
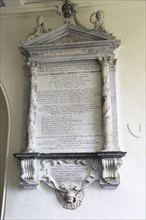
left=22, top=24, right=120, bottom=49
left=41, top=32, right=105, bottom=45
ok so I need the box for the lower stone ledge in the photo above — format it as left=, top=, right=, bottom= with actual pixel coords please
left=13, top=151, right=126, bottom=208
left=13, top=151, right=127, bottom=160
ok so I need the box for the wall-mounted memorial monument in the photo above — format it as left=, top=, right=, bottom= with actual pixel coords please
left=14, top=0, right=126, bottom=210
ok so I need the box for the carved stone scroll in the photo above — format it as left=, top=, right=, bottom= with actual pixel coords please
left=98, top=152, right=124, bottom=188
left=101, top=158, right=122, bottom=185
left=20, top=159, right=39, bottom=188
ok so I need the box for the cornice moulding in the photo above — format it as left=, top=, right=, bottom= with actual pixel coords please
left=1, top=1, right=131, bottom=16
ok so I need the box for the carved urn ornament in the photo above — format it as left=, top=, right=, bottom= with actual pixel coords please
left=14, top=0, right=126, bottom=210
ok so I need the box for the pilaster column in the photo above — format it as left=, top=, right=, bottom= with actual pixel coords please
left=26, top=62, right=39, bottom=152
left=101, top=57, right=117, bottom=151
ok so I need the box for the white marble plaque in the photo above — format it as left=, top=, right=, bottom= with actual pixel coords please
left=47, top=160, right=89, bottom=185
left=35, top=60, right=102, bottom=153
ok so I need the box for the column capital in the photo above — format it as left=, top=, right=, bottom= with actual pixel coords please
left=26, top=61, right=40, bottom=75
left=98, top=56, right=117, bottom=69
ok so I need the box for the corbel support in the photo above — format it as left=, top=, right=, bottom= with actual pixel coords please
left=98, top=151, right=126, bottom=188
left=20, top=159, right=39, bottom=188
left=16, top=153, right=40, bottom=188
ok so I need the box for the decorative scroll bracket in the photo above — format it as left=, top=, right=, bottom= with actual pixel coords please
left=98, top=152, right=124, bottom=188
left=20, top=159, right=39, bottom=188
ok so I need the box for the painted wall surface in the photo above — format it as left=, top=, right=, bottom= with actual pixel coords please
left=0, top=1, right=145, bottom=219
left=0, top=88, right=8, bottom=217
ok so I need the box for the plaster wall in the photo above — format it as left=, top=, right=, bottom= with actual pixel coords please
left=0, top=1, right=145, bottom=219
left=0, top=88, right=8, bottom=217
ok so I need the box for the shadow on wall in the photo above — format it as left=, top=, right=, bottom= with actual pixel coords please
left=0, top=83, right=11, bottom=220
